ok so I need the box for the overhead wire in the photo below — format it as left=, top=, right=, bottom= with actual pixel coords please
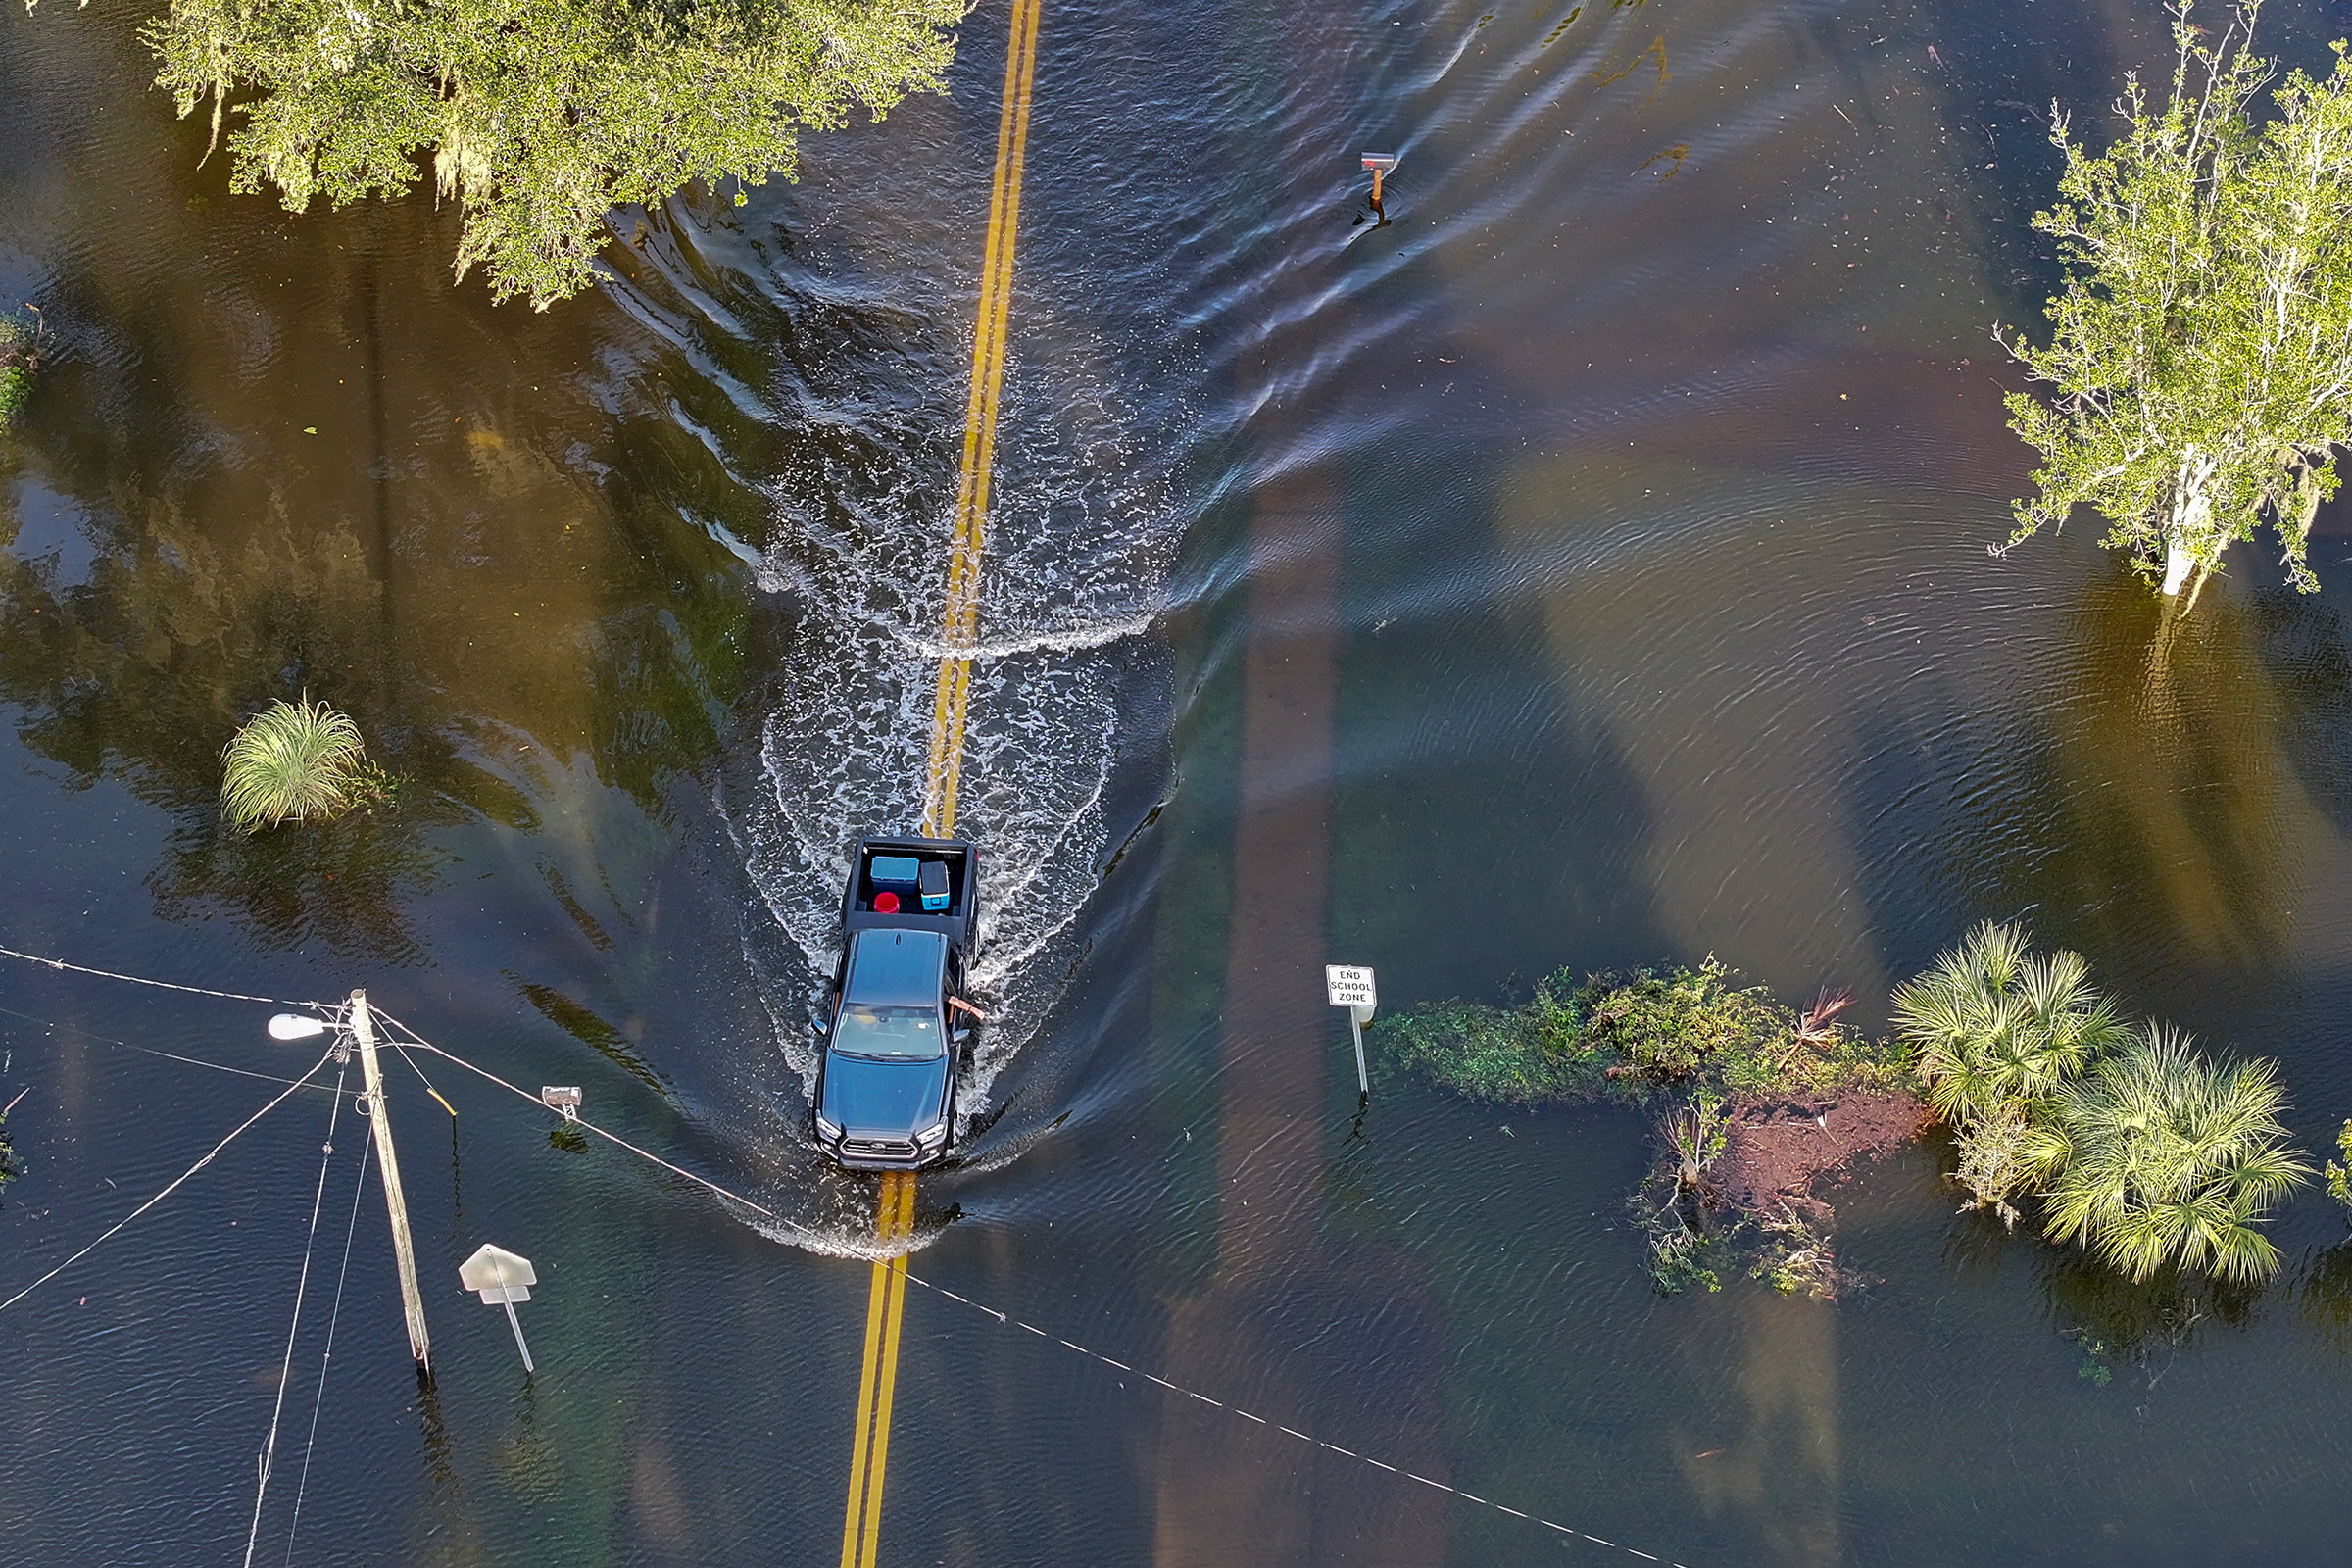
left=371, top=1010, right=1703, bottom=1566
left=281, top=1126, right=371, bottom=1567
left=0, top=1045, right=336, bottom=1314
left=0, top=946, right=1704, bottom=1565
left=243, top=1053, right=352, bottom=1568
left=0, top=942, right=323, bottom=1008
left=366, top=1004, right=827, bottom=1247
left=0, top=1001, right=356, bottom=1098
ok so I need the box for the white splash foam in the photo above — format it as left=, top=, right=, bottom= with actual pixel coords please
left=728, top=319, right=1185, bottom=1175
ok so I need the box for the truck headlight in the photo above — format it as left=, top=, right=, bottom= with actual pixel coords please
left=915, top=1120, right=949, bottom=1150
left=814, top=1115, right=845, bottom=1143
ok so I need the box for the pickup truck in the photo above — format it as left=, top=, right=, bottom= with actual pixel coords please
left=809, top=835, right=981, bottom=1170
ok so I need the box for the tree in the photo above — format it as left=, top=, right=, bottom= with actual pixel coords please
left=2001, top=1, right=2352, bottom=609
left=142, top=0, right=961, bottom=308
left=2032, top=1025, right=2310, bottom=1283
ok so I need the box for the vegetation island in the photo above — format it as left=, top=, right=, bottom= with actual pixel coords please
left=1378, top=923, right=2314, bottom=1298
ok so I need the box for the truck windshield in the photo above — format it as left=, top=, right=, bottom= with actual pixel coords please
left=845, top=929, right=945, bottom=1006
left=834, top=1004, right=945, bottom=1060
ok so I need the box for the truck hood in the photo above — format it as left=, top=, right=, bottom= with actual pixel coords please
left=820, top=1054, right=949, bottom=1138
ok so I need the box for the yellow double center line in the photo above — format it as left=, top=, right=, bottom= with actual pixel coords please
left=841, top=2, right=1041, bottom=1564
left=839, top=1170, right=916, bottom=1568
left=920, top=0, right=1042, bottom=841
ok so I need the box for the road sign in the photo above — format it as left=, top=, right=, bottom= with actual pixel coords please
left=459, top=1244, right=539, bottom=1373
left=1326, top=966, right=1377, bottom=1105
left=1325, top=965, right=1377, bottom=1013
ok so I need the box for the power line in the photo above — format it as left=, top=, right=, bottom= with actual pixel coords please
left=0, top=947, right=1702, bottom=1564
left=282, top=1135, right=370, bottom=1568
left=243, top=1055, right=352, bottom=1568
left=366, top=1005, right=829, bottom=1248
left=0, top=1001, right=355, bottom=1098
left=369, top=1011, right=1702, bottom=1566
left=0, top=943, right=322, bottom=1008
left=0, top=1046, right=335, bottom=1314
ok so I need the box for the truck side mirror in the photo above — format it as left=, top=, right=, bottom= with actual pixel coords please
left=952, top=1027, right=972, bottom=1045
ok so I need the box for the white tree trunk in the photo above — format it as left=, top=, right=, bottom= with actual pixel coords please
left=2163, top=538, right=2195, bottom=596
left=2163, top=449, right=2218, bottom=598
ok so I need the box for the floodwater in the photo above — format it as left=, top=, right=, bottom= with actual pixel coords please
left=9, top=0, right=2352, bottom=1563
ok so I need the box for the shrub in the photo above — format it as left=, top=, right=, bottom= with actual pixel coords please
left=2328, top=1119, right=2352, bottom=1212
left=2034, top=1026, right=2311, bottom=1284
left=1892, top=921, right=2125, bottom=1130
left=220, top=698, right=375, bottom=830
left=0, top=306, right=47, bottom=424
left=1377, top=970, right=1604, bottom=1103
left=1581, top=958, right=1789, bottom=1081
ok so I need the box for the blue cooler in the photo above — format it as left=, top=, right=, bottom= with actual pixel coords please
left=918, top=860, right=951, bottom=912
left=870, top=856, right=921, bottom=900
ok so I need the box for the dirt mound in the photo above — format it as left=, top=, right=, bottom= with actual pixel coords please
left=1711, top=1090, right=1929, bottom=1219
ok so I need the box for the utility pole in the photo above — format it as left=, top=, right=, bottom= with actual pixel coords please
left=351, top=991, right=430, bottom=1375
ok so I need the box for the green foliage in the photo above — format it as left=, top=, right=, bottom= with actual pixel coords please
left=0, top=306, right=48, bottom=423
left=1751, top=1214, right=1839, bottom=1298
left=1893, top=920, right=2126, bottom=1133
left=2068, top=1331, right=2117, bottom=1386
left=1951, top=1103, right=2034, bottom=1228
left=1893, top=924, right=2312, bottom=1284
left=2002, top=2, right=2352, bottom=606
left=1379, top=959, right=1906, bottom=1109
left=2035, top=1025, right=2311, bottom=1284
left=2328, top=1118, right=2352, bottom=1211
left=1375, top=970, right=1607, bottom=1104
left=1646, top=1227, right=1723, bottom=1295
left=220, top=698, right=377, bottom=830
left=144, top=0, right=961, bottom=308
left=1579, top=958, right=1789, bottom=1082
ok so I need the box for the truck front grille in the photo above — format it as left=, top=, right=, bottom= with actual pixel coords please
left=842, top=1136, right=920, bottom=1161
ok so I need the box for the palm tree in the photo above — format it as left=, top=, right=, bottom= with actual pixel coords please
left=1892, top=921, right=2127, bottom=1130
left=2034, top=1026, right=2312, bottom=1284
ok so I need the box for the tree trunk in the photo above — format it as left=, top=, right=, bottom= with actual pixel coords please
left=2163, top=538, right=2195, bottom=596
left=2162, top=449, right=2218, bottom=601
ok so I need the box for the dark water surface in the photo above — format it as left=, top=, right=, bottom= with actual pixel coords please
left=10, top=0, right=2352, bottom=1563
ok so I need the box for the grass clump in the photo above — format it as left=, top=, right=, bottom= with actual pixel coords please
left=0, top=305, right=50, bottom=424
left=220, top=698, right=387, bottom=831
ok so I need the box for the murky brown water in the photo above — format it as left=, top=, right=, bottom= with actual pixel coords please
left=9, top=0, right=2352, bottom=1563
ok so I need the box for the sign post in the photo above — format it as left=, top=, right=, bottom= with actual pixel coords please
left=1324, top=965, right=1378, bottom=1107
left=459, top=1244, right=539, bottom=1373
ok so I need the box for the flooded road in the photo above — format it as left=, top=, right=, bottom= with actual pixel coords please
left=10, top=0, right=2352, bottom=1563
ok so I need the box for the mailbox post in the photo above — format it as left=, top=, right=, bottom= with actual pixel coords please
left=1325, top=965, right=1378, bottom=1106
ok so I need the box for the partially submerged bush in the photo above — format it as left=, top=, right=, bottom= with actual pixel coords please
left=1378, top=957, right=1913, bottom=1297
left=0, top=306, right=50, bottom=424
left=1379, top=957, right=1909, bottom=1111
left=1893, top=925, right=2309, bottom=1283
left=2036, top=1026, right=2309, bottom=1285
left=1893, top=921, right=2127, bottom=1130
left=1376, top=970, right=1604, bottom=1104
left=220, top=698, right=384, bottom=830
